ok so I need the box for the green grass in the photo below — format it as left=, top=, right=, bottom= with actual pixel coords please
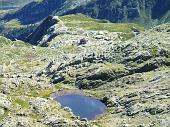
left=0, top=9, right=12, bottom=16
left=8, top=83, right=54, bottom=98
left=13, top=98, right=29, bottom=108
left=0, top=78, right=3, bottom=85
left=0, top=110, right=9, bottom=121
left=59, top=44, right=81, bottom=54
left=150, top=46, right=158, bottom=58
left=161, top=98, right=170, bottom=103
left=4, top=19, right=23, bottom=29
left=102, top=63, right=126, bottom=73
left=60, top=14, right=144, bottom=32
left=85, top=90, right=108, bottom=99
left=28, top=89, right=53, bottom=98
left=59, top=14, right=144, bottom=40
left=54, top=83, right=76, bottom=90
left=60, top=14, right=99, bottom=22
left=0, top=36, right=31, bottom=47
left=0, top=36, right=12, bottom=46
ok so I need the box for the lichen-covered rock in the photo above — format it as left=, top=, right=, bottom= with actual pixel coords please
left=0, top=108, right=5, bottom=115
left=29, top=97, right=50, bottom=114
left=2, top=115, right=31, bottom=127
left=44, top=115, right=91, bottom=127
left=44, top=115, right=70, bottom=127
left=0, top=93, right=11, bottom=110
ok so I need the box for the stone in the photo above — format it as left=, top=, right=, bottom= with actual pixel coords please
left=81, top=118, right=88, bottom=122
left=122, top=124, right=129, bottom=127
left=64, top=107, right=72, bottom=112
left=161, top=117, right=170, bottom=127
left=77, top=38, right=88, bottom=45
left=145, top=107, right=164, bottom=115
left=0, top=108, right=5, bottom=115
left=44, top=115, right=73, bottom=127
left=52, top=76, right=65, bottom=84
left=29, top=97, right=50, bottom=114
left=0, top=93, right=11, bottom=110
left=2, top=116, right=34, bottom=127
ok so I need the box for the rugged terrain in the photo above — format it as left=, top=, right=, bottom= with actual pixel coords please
left=0, top=15, right=170, bottom=127
left=0, top=0, right=170, bottom=42
left=0, top=0, right=40, bottom=9
left=2, top=0, right=170, bottom=26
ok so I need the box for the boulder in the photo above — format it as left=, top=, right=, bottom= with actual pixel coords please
left=0, top=93, right=11, bottom=110
left=29, top=97, right=50, bottom=114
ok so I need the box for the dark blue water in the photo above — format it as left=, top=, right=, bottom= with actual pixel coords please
left=55, top=94, right=106, bottom=120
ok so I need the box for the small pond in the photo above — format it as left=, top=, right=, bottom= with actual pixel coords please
left=55, top=94, right=106, bottom=120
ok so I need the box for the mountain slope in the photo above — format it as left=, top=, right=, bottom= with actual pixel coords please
left=0, top=21, right=170, bottom=126
left=26, top=14, right=143, bottom=46
left=2, top=0, right=90, bottom=25
left=2, top=0, right=170, bottom=26
left=1, top=0, right=63, bottom=24
left=63, top=0, right=170, bottom=26
left=0, top=0, right=37, bottom=9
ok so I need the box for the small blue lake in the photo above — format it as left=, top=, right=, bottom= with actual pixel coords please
left=55, top=94, right=107, bottom=120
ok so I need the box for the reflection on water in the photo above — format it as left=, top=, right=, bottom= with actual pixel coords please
left=55, top=94, right=106, bottom=120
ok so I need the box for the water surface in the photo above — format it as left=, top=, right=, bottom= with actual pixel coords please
left=55, top=94, right=106, bottom=120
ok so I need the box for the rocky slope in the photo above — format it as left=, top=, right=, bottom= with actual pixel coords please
left=1, top=0, right=170, bottom=26
left=1, top=0, right=169, bottom=42
left=0, top=14, right=170, bottom=127
left=0, top=14, right=143, bottom=44
left=0, top=36, right=91, bottom=127
left=26, top=14, right=143, bottom=46
left=0, top=0, right=37, bottom=9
